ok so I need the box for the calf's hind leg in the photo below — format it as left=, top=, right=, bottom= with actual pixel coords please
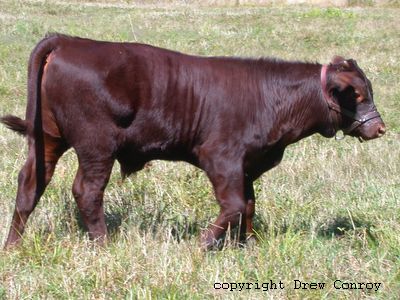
left=5, top=137, right=66, bottom=249
left=72, top=157, right=114, bottom=244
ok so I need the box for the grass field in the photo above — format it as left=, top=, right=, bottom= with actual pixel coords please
left=0, top=1, right=399, bottom=299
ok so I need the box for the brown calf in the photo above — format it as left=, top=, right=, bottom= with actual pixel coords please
left=1, top=34, right=385, bottom=249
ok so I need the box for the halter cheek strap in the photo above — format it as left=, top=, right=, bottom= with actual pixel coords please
left=320, top=64, right=381, bottom=135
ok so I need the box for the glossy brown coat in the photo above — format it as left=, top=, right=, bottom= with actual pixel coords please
left=1, top=34, right=385, bottom=249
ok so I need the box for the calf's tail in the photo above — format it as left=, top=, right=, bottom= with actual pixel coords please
left=0, top=115, right=28, bottom=136
left=26, top=33, right=60, bottom=138
left=1, top=33, right=61, bottom=139
left=2, top=33, right=65, bottom=248
left=1, top=33, right=62, bottom=200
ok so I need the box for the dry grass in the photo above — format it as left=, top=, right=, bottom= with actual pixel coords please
left=0, top=1, right=399, bottom=299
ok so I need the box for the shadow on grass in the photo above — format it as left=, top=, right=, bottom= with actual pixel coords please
left=67, top=201, right=378, bottom=248
left=72, top=206, right=201, bottom=241
left=74, top=210, right=125, bottom=236
left=317, top=215, right=378, bottom=246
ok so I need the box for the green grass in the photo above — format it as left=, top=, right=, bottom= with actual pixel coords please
left=0, top=1, right=399, bottom=299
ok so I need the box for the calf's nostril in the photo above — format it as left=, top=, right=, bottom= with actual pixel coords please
left=378, top=125, right=386, bottom=136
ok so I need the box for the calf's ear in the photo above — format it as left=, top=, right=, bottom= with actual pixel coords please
left=331, top=72, right=366, bottom=102
left=331, top=55, right=346, bottom=64
left=331, top=56, right=350, bottom=70
left=329, top=57, right=366, bottom=103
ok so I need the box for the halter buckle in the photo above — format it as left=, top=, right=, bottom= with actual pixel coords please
left=335, top=131, right=345, bottom=141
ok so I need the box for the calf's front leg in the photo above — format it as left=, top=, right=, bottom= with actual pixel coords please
left=244, top=178, right=256, bottom=240
left=200, top=157, right=247, bottom=249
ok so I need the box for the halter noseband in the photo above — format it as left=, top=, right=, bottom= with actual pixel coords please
left=320, top=64, right=381, bottom=136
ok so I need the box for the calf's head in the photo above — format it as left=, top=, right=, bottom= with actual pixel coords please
left=322, top=56, right=385, bottom=142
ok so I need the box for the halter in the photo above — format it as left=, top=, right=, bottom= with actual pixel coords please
left=320, top=64, right=381, bottom=136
